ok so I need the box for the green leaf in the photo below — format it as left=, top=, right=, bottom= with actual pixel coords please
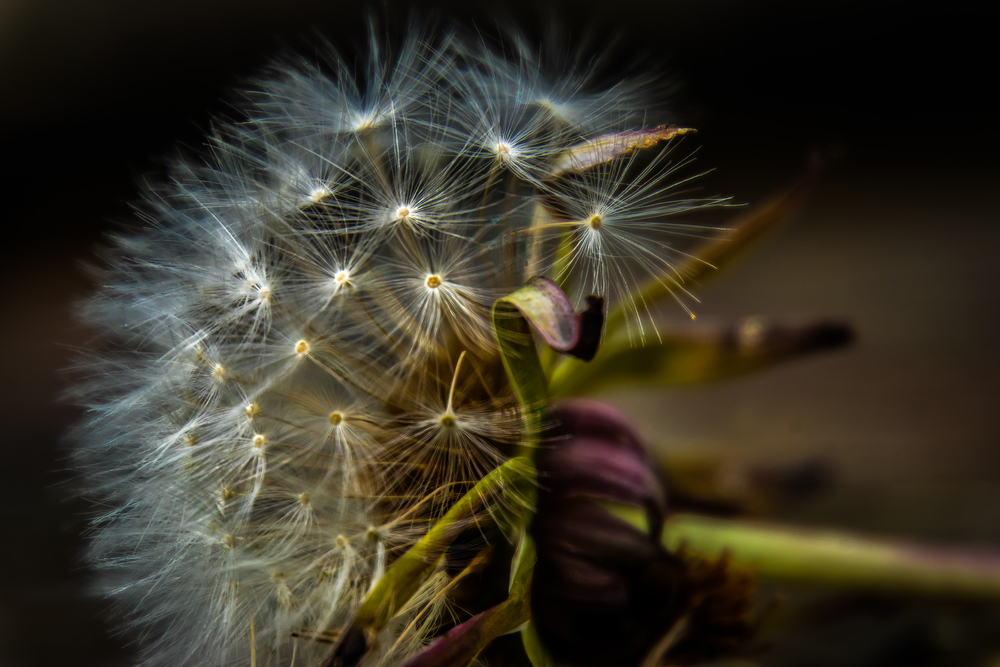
left=350, top=457, right=534, bottom=633
left=394, top=278, right=606, bottom=666
left=402, top=533, right=538, bottom=667
left=521, top=619, right=556, bottom=667
left=492, top=277, right=604, bottom=453
left=488, top=279, right=611, bottom=666
left=492, top=292, right=549, bottom=412
left=402, top=587, right=533, bottom=667
left=550, top=315, right=852, bottom=395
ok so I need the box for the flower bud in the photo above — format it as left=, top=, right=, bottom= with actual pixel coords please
left=530, top=400, right=757, bottom=666
left=531, top=399, right=687, bottom=666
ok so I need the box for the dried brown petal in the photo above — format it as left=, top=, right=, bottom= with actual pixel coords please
left=551, top=126, right=696, bottom=175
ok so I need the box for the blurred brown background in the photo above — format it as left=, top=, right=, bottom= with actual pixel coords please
left=1, top=0, right=997, bottom=665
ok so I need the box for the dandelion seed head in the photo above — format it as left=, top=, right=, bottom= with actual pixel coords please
left=70, top=17, right=723, bottom=667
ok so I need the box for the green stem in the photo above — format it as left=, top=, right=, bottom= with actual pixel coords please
left=404, top=537, right=536, bottom=667
left=550, top=229, right=575, bottom=289
left=353, top=457, right=535, bottom=630
left=663, top=513, right=1000, bottom=599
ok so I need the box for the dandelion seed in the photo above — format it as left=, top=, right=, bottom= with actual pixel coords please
left=537, top=145, right=727, bottom=339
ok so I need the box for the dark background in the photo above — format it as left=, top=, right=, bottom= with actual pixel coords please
left=1, top=1, right=998, bottom=665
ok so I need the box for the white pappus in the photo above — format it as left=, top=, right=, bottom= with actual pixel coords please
left=71, top=19, right=721, bottom=667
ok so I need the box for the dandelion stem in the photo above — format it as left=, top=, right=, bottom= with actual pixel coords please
left=662, top=513, right=1000, bottom=600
